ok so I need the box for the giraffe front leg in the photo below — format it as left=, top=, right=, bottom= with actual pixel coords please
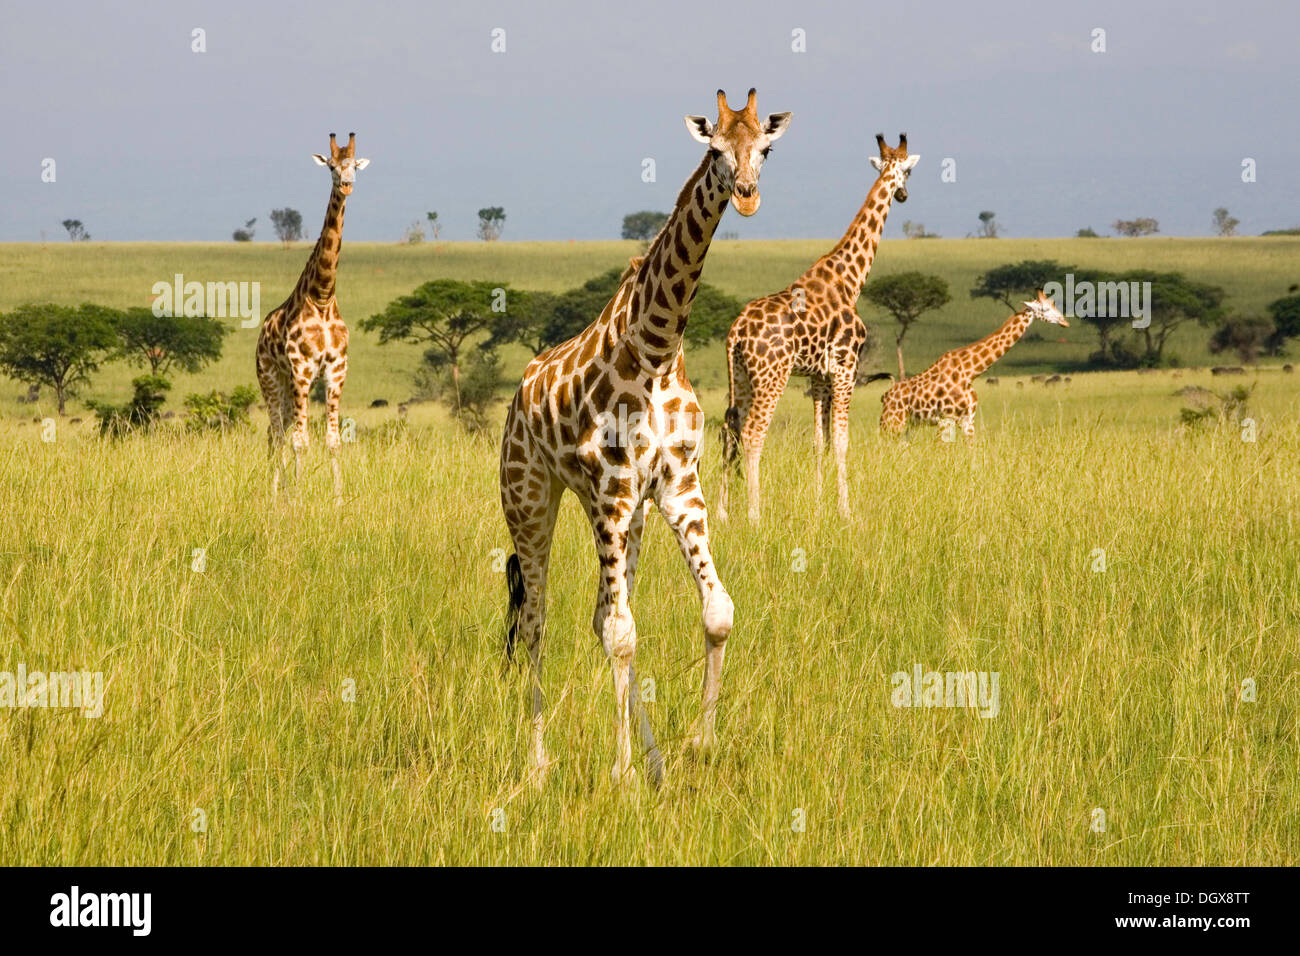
left=959, top=391, right=978, bottom=439
left=588, top=501, right=641, bottom=784
left=810, top=376, right=830, bottom=503
left=289, top=362, right=312, bottom=492
left=324, top=356, right=347, bottom=506
left=655, top=469, right=733, bottom=759
left=621, top=498, right=663, bottom=785
left=830, top=372, right=854, bottom=518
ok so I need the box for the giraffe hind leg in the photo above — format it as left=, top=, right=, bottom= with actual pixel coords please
left=500, top=418, right=563, bottom=787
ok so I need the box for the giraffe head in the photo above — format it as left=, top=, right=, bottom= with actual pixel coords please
left=685, top=89, right=791, bottom=217
left=1024, top=288, right=1069, bottom=327
left=311, top=133, right=370, bottom=196
left=869, top=133, right=920, bottom=202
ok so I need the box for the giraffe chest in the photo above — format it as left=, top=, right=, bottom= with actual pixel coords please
left=525, top=357, right=703, bottom=501
left=259, top=300, right=348, bottom=371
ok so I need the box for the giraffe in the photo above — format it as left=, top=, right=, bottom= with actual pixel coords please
left=879, top=289, right=1068, bottom=437
left=500, top=89, right=791, bottom=787
left=255, top=133, right=369, bottom=505
left=718, top=133, right=919, bottom=523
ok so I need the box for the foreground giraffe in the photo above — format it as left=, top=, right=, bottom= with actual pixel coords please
left=880, top=289, right=1068, bottom=437
left=500, top=90, right=790, bottom=787
left=718, top=134, right=918, bottom=523
left=256, top=133, right=369, bottom=504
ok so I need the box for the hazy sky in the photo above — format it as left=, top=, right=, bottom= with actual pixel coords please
left=4, top=0, right=1298, bottom=242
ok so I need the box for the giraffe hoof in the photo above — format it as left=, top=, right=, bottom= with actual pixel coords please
left=687, top=732, right=717, bottom=762
left=611, top=762, right=638, bottom=786
left=646, top=749, right=665, bottom=789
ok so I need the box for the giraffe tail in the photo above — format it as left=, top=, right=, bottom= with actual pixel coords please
left=721, top=405, right=743, bottom=467
left=863, top=372, right=893, bottom=384
left=503, top=552, right=525, bottom=662
left=721, top=340, right=742, bottom=467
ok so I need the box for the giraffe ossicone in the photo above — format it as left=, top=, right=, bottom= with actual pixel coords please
left=255, top=133, right=370, bottom=506
left=499, top=89, right=790, bottom=788
left=879, top=289, right=1069, bottom=438
left=719, top=133, right=919, bottom=523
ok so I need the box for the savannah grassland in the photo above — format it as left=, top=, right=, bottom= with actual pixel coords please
left=0, top=238, right=1297, bottom=865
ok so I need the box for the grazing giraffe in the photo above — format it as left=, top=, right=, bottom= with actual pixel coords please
left=500, top=89, right=791, bottom=787
left=718, top=134, right=919, bottom=523
left=255, top=133, right=369, bottom=504
left=879, top=289, right=1068, bottom=437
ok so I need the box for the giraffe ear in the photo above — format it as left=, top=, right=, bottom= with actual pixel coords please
left=901, top=155, right=920, bottom=171
left=353, top=158, right=370, bottom=170
left=869, top=156, right=885, bottom=171
left=764, top=112, right=792, bottom=141
left=311, top=154, right=329, bottom=166
left=684, top=115, right=714, bottom=144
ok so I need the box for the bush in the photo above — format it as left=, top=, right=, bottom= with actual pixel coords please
left=183, top=386, right=258, bottom=431
left=420, top=348, right=504, bottom=433
left=86, top=375, right=171, bottom=437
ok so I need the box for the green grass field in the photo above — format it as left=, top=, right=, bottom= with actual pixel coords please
left=1, top=239, right=1297, bottom=864
left=1, top=237, right=1297, bottom=420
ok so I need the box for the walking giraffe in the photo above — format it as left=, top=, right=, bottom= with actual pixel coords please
left=500, top=90, right=791, bottom=787
left=879, top=290, right=1068, bottom=437
left=256, top=133, right=369, bottom=505
left=718, top=133, right=918, bottom=522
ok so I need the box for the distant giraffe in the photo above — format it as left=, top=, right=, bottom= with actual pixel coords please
left=255, top=133, right=369, bottom=504
left=718, top=134, right=918, bottom=522
left=880, top=289, right=1068, bottom=437
left=500, top=90, right=791, bottom=787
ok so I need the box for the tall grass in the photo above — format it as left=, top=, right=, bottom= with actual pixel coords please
left=1, top=370, right=1296, bottom=864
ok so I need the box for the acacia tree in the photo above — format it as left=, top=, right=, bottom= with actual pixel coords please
left=971, top=260, right=1072, bottom=311
left=1264, top=294, right=1300, bottom=356
left=477, top=207, right=506, bottom=241
left=1120, top=270, right=1225, bottom=364
left=621, top=211, right=669, bottom=241
left=0, top=303, right=119, bottom=414
left=976, top=211, right=999, bottom=238
left=1113, top=217, right=1159, bottom=237
left=863, top=272, right=951, bottom=378
left=1213, top=207, right=1240, bottom=237
left=363, top=279, right=513, bottom=414
left=115, top=308, right=228, bottom=376
left=270, top=208, right=303, bottom=246
left=61, top=219, right=90, bottom=241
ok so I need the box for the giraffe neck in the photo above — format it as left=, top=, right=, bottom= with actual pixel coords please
left=622, top=153, right=730, bottom=369
left=821, top=174, right=894, bottom=294
left=295, top=185, right=347, bottom=304
left=966, top=311, right=1033, bottom=377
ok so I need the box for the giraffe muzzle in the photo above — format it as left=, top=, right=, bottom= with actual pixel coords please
left=731, top=183, right=761, bottom=217
left=894, top=186, right=908, bottom=203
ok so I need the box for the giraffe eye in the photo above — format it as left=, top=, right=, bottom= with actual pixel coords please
left=761, top=146, right=772, bottom=158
